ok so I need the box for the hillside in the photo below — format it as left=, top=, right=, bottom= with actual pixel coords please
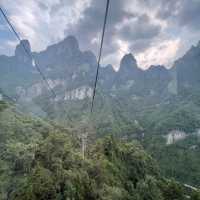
left=0, top=101, right=54, bottom=198
left=1, top=101, right=200, bottom=200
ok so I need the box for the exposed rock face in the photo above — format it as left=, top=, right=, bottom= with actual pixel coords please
left=165, top=130, right=187, bottom=145
left=47, top=79, right=65, bottom=89
left=117, top=53, right=141, bottom=82
left=167, top=67, right=178, bottom=95
left=165, top=128, right=200, bottom=145
left=64, top=86, right=92, bottom=100
left=16, top=83, right=44, bottom=101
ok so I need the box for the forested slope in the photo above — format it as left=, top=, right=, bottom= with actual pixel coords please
left=1, top=101, right=199, bottom=200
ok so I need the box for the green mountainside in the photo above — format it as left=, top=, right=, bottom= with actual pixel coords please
left=144, top=134, right=200, bottom=187
left=0, top=102, right=200, bottom=200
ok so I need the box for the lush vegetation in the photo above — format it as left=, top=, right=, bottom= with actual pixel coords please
left=0, top=102, right=53, bottom=199
left=1, top=102, right=200, bottom=199
left=0, top=100, right=8, bottom=112
left=143, top=134, right=200, bottom=187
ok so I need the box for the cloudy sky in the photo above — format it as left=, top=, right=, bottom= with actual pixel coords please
left=0, top=0, right=200, bottom=69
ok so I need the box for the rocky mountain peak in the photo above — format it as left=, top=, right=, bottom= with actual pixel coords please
left=44, top=35, right=80, bottom=58
left=119, top=53, right=138, bottom=71
left=15, top=40, right=31, bottom=61
left=105, top=64, right=115, bottom=71
left=62, top=35, right=79, bottom=51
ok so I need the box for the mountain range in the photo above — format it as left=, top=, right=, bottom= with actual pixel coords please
left=0, top=36, right=174, bottom=101
left=0, top=35, right=200, bottom=122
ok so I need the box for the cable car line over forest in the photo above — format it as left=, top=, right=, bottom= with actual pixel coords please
left=91, top=0, right=110, bottom=113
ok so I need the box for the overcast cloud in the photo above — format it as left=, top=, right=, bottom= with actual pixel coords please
left=0, top=0, right=200, bottom=69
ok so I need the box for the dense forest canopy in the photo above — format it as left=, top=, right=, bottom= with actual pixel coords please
left=0, top=102, right=200, bottom=199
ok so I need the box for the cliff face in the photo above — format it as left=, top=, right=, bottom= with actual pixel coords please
left=173, top=41, right=200, bottom=94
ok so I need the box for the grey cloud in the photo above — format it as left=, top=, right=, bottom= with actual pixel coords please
left=119, top=14, right=161, bottom=41
left=155, top=0, right=200, bottom=30
left=156, top=0, right=181, bottom=20
left=78, top=0, right=126, bottom=30
left=37, top=2, right=48, bottom=11
left=129, top=39, right=153, bottom=53
left=64, top=0, right=132, bottom=53
left=178, top=0, right=200, bottom=30
left=101, top=39, right=119, bottom=56
left=50, top=0, right=76, bottom=16
left=64, top=0, right=163, bottom=63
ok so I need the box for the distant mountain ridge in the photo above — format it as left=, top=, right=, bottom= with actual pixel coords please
left=0, top=36, right=175, bottom=98
left=0, top=35, right=200, bottom=123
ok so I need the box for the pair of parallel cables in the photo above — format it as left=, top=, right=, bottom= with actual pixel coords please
left=0, top=0, right=110, bottom=112
left=0, top=7, right=56, bottom=99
